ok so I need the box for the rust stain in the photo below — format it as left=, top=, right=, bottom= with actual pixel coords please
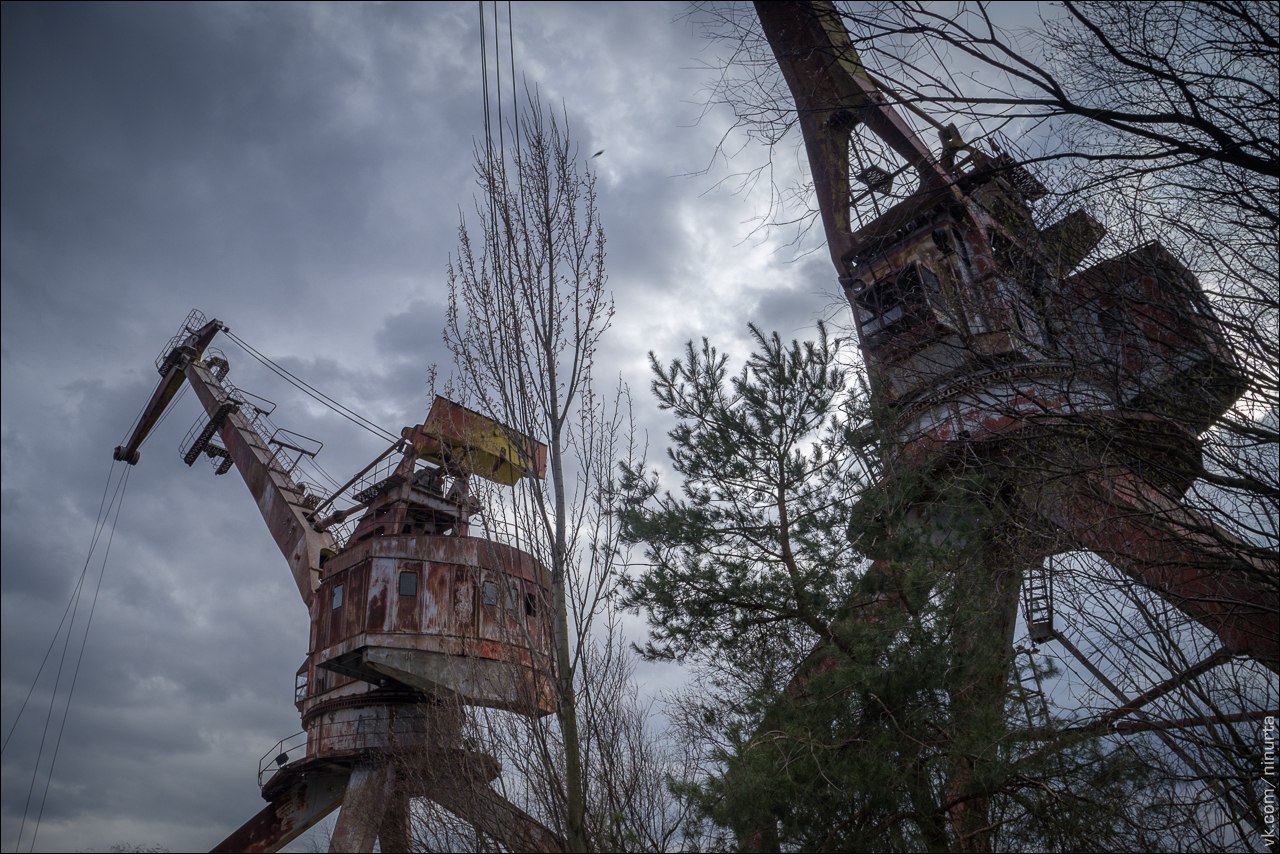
left=366, top=581, right=387, bottom=634
left=393, top=560, right=422, bottom=632
left=423, top=561, right=449, bottom=632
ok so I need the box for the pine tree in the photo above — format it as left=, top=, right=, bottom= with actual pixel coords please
left=621, top=326, right=1189, bottom=852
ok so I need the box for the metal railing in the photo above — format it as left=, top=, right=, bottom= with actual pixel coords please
left=256, top=730, right=308, bottom=786
left=192, top=357, right=328, bottom=507
left=155, top=309, right=207, bottom=374
left=256, top=713, right=437, bottom=787
left=188, top=349, right=542, bottom=554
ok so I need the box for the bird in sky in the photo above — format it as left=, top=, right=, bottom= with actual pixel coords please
left=592, top=149, right=605, bottom=157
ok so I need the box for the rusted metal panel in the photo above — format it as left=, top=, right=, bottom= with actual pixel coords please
left=183, top=359, right=333, bottom=608
left=308, top=535, right=555, bottom=712
left=314, top=598, right=328, bottom=652
left=328, top=763, right=391, bottom=853
left=401, top=396, right=548, bottom=485
left=476, top=569, right=499, bottom=641
left=330, top=534, right=550, bottom=587
left=295, top=689, right=466, bottom=763
left=210, top=766, right=347, bottom=854
left=392, top=560, right=421, bottom=633
left=1056, top=243, right=1247, bottom=433
left=365, top=570, right=388, bottom=635
left=346, top=561, right=368, bottom=641
left=422, top=560, right=450, bottom=633
left=358, top=646, right=554, bottom=713
left=1031, top=457, right=1279, bottom=671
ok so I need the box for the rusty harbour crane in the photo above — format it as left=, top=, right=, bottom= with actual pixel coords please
left=115, top=314, right=562, bottom=852
left=744, top=0, right=1277, bottom=847
left=752, top=0, right=1276, bottom=663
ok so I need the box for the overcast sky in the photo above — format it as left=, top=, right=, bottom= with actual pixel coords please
left=5, top=1, right=1273, bottom=852
left=0, top=3, right=847, bottom=851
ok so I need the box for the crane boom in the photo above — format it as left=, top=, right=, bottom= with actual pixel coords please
left=114, top=317, right=224, bottom=465
left=183, top=359, right=332, bottom=605
left=114, top=314, right=332, bottom=606
left=753, top=0, right=955, bottom=275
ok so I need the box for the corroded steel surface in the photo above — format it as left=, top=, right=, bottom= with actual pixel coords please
left=754, top=0, right=1271, bottom=675
left=186, top=359, right=332, bottom=607
left=1029, top=456, right=1278, bottom=669
left=287, top=683, right=463, bottom=770
left=211, top=765, right=347, bottom=854
left=301, top=535, right=556, bottom=717
left=328, top=763, right=390, bottom=853
left=401, top=395, right=549, bottom=485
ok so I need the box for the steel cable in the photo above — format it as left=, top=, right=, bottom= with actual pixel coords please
left=12, top=462, right=129, bottom=851
left=28, top=466, right=131, bottom=852
left=223, top=330, right=398, bottom=444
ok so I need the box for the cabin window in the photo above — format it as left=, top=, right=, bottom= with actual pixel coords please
left=853, top=270, right=918, bottom=340
left=919, top=265, right=941, bottom=296
left=853, top=278, right=903, bottom=317
left=332, top=584, right=344, bottom=610
left=294, top=668, right=309, bottom=702
left=399, top=570, right=418, bottom=597
left=525, top=592, right=538, bottom=617
left=1098, top=303, right=1126, bottom=336
left=482, top=580, right=499, bottom=607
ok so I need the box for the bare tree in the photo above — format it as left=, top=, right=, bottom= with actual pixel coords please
left=442, top=90, right=684, bottom=853
left=444, top=90, right=606, bottom=852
